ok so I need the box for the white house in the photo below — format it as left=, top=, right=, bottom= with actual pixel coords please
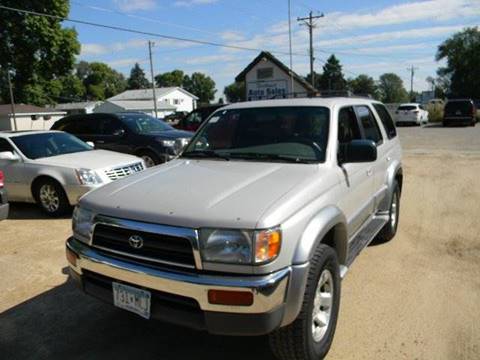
left=236, top=51, right=317, bottom=101
left=94, top=87, right=198, bottom=117
left=0, top=104, right=66, bottom=131
left=54, top=101, right=102, bottom=115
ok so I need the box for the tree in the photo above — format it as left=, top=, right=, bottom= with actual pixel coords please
left=58, top=74, right=86, bottom=102
left=436, top=27, right=480, bottom=98
left=378, top=73, right=409, bottom=103
left=83, top=62, right=127, bottom=100
left=155, top=70, right=185, bottom=87
left=183, top=72, right=216, bottom=104
left=318, top=55, right=347, bottom=91
left=304, top=71, right=322, bottom=90
left=347, top=74, right=379, bottom=98
left=127, top=63, right=150, bottom=90
left=0, top=1, right=80, bottom=105
left=224, top=81, right=245, bottom=103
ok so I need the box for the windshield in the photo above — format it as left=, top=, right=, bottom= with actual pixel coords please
left=119, top=114, right=173, bottom=134
left=183, top=106, right=330, bottom=163
left=398, top=105, right=417, bottom=111
left=11, top=132, right=92, bottom=160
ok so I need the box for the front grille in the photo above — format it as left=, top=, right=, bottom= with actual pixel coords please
left=92, top=224, right=196, bottom=268
left=104, top=162, right=144, bottom=181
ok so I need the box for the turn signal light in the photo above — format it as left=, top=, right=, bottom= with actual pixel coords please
left=66, top=247, right=78, bottom=267
left=208, top=290, right=254, bottom=306
left=255, top=228, right=281, bottom=263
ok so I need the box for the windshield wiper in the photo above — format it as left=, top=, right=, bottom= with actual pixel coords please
left=182, top=150, right=230, bottom=161
left=228, top=152, right=315, bottom=164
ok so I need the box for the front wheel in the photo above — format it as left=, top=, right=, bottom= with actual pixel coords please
left=137, top=150, right=161, bottom=168
left=33, top=179, right=70, bottom=217
left=376, top=181, right=400, bottom=242
left=269, top=244, right=341, bottom=360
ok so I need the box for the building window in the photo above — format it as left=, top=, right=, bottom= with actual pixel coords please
left=257, top=67, right=273, bottom=80
left=174, top=99, right=180, bottom=105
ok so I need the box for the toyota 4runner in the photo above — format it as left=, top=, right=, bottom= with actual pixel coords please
left=66, top=98, right=402, bottom=360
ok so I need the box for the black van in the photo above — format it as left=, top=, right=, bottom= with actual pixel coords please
left=52, top=112, right=193, bottom=167
left=443, top=99, right=477, bottom=127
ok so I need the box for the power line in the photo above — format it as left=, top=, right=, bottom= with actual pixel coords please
left=0, top=4, right=310, bottom=58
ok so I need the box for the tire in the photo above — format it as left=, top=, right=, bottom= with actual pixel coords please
left=33, top=178, right=70, bottom=217
left=137, top=150, right=161, bottom=167
left=269, top=244, right=341, bottom=360
left=376, top=181, right=400, bottom=242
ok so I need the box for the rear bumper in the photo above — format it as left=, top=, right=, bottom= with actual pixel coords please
left=66, top=237, right=302, bottom=335
left=443, top=117, right=475, bottom=125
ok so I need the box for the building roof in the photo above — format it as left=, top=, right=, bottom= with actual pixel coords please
left=108, top=87, right=199, bottom=101
left=108, top=100, right=177, bottom=111
left=235, top=51, right=317, bottom=93
left=0, top=104, right=66, bottom=116
left=54, top=101, right=101, bottom=111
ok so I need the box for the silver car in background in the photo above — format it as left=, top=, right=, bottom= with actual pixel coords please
left=0, top=131, right=145, bottom=216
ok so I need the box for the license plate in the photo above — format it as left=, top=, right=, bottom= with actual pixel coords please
left=113, top=282, right=151, bottom=319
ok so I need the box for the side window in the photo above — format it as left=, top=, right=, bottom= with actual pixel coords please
left=76, top=118, right=98, bottom=135
left=338, top=107, right=362, bottom=143
left=101, top=118, right=124, bottom=135
left=373, top=103, right=397, bottom=139
left=355, top=105, right=383, bottom=145
left=0, top=139, right=14, bottom=152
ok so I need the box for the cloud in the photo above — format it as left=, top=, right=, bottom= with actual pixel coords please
left=323, top=0, right=480, bottom=31
left=106, top=58, right=148, bottom=68
left=112, top=0, right=156, bottom=12
left=183, top=54, right=237, bottom=65
left=316, top=25, right=469, bottom=47
left=220, top=31, right=246, bottom=42
left=173, top=0, right=218, bottom=7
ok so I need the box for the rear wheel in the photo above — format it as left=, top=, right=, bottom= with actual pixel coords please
left=33, top=179, right=70, bottom=217
left=269, top=244, right=341, bottom=360
left=376, top=181, right=400, bottom=242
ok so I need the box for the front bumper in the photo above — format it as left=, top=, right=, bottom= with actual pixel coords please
left=66, top=237, right=298, bottom=335
left=64, top=184, right=100, bottom=205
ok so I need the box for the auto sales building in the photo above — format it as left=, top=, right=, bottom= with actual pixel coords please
left=236, top=51, right=317, bottom=101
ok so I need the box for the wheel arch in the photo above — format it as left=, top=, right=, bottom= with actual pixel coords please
left=379, top=162, right=403, bottom=211
left=292, top=205, right=348, bottom=266
left=31, top=174, right=67, bottom=200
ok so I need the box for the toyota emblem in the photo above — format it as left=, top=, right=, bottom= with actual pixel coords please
left=128, top=235, right=144, bottom=249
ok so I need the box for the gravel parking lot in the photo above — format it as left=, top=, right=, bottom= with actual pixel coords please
left=1, top=124, right=479, bottom=360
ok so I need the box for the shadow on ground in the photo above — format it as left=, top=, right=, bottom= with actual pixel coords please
left=7, top=203, right=72, bottom=220
left=0, top=271, right=275, bottom=360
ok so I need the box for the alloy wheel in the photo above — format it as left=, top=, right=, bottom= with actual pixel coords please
left=39, top=184, right=60, bottom=213
left=312, top=269, right=334, bottom=342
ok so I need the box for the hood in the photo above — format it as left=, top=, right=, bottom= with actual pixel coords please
left=34, top=150, right=142, bottom=170
left=146, top=129, right=193, bottom=139
left=80, top=158, right=321, bottom=229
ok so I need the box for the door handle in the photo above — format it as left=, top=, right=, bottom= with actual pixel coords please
left=367, top=169, right=373, bottom=177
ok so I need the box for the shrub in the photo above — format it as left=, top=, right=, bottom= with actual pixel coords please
left=426, top=103, right=444, bottom=122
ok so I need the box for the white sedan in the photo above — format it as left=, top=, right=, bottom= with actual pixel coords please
left=0, top=131, right=145, bottom=216
left=395, top=103, right=429, bottom=126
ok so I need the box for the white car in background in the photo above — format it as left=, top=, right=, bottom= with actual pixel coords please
left=0, top=131, right=145, bottom=216
left=395, top=103, right=429, bottom=126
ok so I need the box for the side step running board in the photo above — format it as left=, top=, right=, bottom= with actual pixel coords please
left=345, top=215, right=389, bottom=267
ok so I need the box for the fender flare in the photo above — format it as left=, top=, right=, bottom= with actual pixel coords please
left=292, top=205, right=348, bottom=266
left=379, top=163, right=403, bottom=211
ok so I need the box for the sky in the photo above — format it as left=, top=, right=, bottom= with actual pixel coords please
left=72, top=0, right=480, bottom=99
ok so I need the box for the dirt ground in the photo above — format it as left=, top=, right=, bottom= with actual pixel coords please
left=1, top=124, right=479, bottom=359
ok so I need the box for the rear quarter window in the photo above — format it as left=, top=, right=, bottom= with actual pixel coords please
left=373, top=103, right=397, bottom=139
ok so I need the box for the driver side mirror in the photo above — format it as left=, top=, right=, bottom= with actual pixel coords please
left=0, top=151, right=20, bottom=161
left=339, top=140, right=377, bottom=164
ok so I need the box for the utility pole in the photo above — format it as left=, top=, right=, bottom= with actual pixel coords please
left=407, top=65, right=418, bottom=100
left=287, top=0, right=294, bottom=96
left=298, top=11, right=324, bottom=89
left=148, top=40, right=158, bottom=119
left=6, top=69, right=17, bottom=131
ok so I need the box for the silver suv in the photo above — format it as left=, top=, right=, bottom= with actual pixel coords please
left=66, top=98, right=402, bottom=360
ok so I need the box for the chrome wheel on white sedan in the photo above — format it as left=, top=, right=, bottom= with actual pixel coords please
left=39, top=184, right=60, bottom=213
left=34, top=179, right=70, bottom=217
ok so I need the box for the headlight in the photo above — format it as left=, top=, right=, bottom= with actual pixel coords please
left=76, top=169, right=102, bottom=185
left=72, top=206, right=95, bottom=244
left=199, top=227, right=281, bottom=264
left=159, top=139, right=176, bottom=147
